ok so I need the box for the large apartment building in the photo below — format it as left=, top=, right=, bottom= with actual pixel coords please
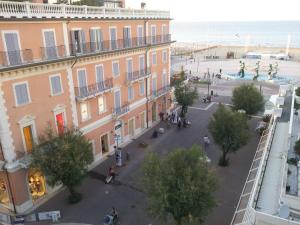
left=0, top=0, right=173, bottom=214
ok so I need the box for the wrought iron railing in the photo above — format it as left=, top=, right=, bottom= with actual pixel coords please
left=40, top=45, right=66, bottom=60
left=126, top=67, right=151, bottom=82
left=74, top=78, right=113, bottom=100
left=152, top=85, right=171, bottom=98
left=0, top=49, right=33, bottom=67
left=112, top=103, right=130, bottom=117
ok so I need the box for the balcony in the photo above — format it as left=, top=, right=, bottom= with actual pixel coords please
left=0, top=49, right=33, bottom=67
left=152, top=85, right=171, bottom=99
left=126, top=67, right=151, bottom=83
left=112, top=103, right=130, bottom=118
left=0, top=1, right=170, bottom=19
left=74, top=78, right=113, bottom=101
left=40, top=45, right=66, bottom=61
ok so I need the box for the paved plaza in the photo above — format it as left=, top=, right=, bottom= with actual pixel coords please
left=27, top=93, right=279, bottom=225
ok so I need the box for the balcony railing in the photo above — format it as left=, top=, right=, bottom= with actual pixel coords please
left=0, top=35, right=172, bottom=69
left=126, top=67, right=151, bottom=83
left=40, top=45, right=66, bottom=60
left=70, top=35, right=171, bottom=56
left=0, top=49, right=33, bottom=67
left=74, top=78, right=113, bottom=101
left=112, top=103, right=130, bottom=118
left=152, top=85, right=171, bottom=98
left=0, top=1, right=170, bottom=19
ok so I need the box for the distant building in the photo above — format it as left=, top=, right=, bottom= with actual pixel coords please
left=0, top=0, right=173, bottom=215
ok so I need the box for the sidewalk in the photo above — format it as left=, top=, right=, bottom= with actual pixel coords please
left=27, top=98, right=261, bottom=225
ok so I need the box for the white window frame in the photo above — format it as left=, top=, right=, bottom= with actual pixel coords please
left=13, top=81, right=31, bottom=107
left=18, top=115, right=38, bottom=153
left=123, top=25, right=132, bottom=38
left=114, top=88, right=122, bottom=109
left=139, top=55, right=145, bottom=71
left=151, top=25, right=157, bottom=43
left=112, top=60, right=120, bottom=77
left=2, top=30, right=23, bottom=63
left=140, top=111, right=146, bottom=129
left=109, top=26, right=118, bottom=48
left=49, top=74, right=63, bottom=96
left=100, top=132, right=110, bottom=156
left=137, top=25, right=144, bottom=45
left=162, top=50, right=167, bottom=64
left=139, top=80, right=145, bottom=96
left=95, top=64, right=105, bottom=83
left=152, top=52, right=157, bottom=66
left=128, top=85, right=134, bottom=101
left=42, top=28, right=57, bottom=48
left=80, top=102, right=90, bottom=122
left=53, top=105, right=67, bottom=133
left=98, top=95, right=106, bottom=114
left=128, top=117, right=135, bottom=137
left=77, top=68, right=88, bottom=88
left=161, top=24, right=167, bottom=39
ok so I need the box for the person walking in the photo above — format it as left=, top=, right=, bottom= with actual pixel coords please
left=203, top=135, right=210, bottom=149
left=177, top=117, right=182, bottom=129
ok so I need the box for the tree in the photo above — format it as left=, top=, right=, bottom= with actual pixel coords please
left=209, top=104, right=249, bottom=166
left=175, top=82, right=198, bottom=118
left=31, top=128, right=93, bottom=203
left=143, top=146, right=217, bottom=225
left=232, top=84, right=264, bottom=115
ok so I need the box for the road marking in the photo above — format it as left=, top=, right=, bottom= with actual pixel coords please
left=189, top=102, right=215, bottom=111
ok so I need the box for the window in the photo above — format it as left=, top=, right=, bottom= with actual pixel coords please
left=70, top=30, right=86, bottom=54
left=14, top=82, right=30, bottom=106
left=163, top=69, right=168, bottom=87
left=90, top=28, right=103, bottom=51
left=139, top=80, right=145, bottom=95
left=109, top=27, right=117, bottom=50
left=162, top=24, right=167, bottom=42
left=137, top=26, right=144, bottom=46
left=112, top=61, right=120, bottom=77
left=139, top=55, right=145, bottom=73
left=77, top=69, right=88, bottom=98
left=123, top=27, right=132, bottom=48
left=43, top=30, right=57, bottom=59
left=4, top=32, right=21, bottom=65
left=152, top=52, right=157, bottom=66
left=50, top=75, right=62, bottom=95
left=162, top=50, right=167, bottom=64
left=128, top=86, right=134, bottom=101
left=127, top=59, right=133, bottom=80
left=80, top=103, right=90, bottom=121
left=151, top=25, right=157, bottom=44
left=98, top=96, right=105, bottom=113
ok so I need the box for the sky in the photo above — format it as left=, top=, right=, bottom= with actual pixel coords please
left=126, top=0, right=300, bottom=22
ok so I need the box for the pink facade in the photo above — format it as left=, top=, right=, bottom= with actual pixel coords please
left=0, top=0, right=172, bottom=214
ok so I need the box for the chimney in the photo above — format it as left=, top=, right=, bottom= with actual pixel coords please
left=141, top=2, right=146, bottom=9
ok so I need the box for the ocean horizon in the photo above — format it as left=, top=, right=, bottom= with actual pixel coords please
left=171, top=21, right=300, bottom=48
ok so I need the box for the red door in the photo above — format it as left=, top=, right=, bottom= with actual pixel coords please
left=56, top=113, right=64, bottom=134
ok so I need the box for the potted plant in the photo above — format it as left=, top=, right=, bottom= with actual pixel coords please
left=295, top=87, right=300, bottom=104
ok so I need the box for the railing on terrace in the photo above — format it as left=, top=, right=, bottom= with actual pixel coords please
left=40, top=45, right=66, bottom=60
left=112, top=103, right=130, bottom=117
left=126, top=67, right=151, bottom=82
left=0, top=1, right=170, bottom=19
left=152, top=85, right=171, bottom=98
left=0, top=49, right=33, bottom=67
left=147, top=34, right=172, bottom=45
left=74, top=78, right=113, bottom=101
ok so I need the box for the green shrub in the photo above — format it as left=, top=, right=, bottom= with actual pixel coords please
left=287, top=158, right=298, bottom=166
left=296, top=87, right=300, bottom=96
left=262, top=114, right=272, bottom=123
left=294, top=140, right=300, bottom=154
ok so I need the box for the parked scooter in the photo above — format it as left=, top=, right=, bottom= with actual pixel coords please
left=105, top=167, right=116, bottom=184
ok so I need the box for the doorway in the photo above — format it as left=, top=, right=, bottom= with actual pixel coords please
left=23, top=125, right=34, bottom=153
left=100, top=134, right=109, bottom=154
left=128, top=118, right=134, bottom=137
left=140, top=112, right=145, bottom=129
left=152, top=102, right=157, bottom=122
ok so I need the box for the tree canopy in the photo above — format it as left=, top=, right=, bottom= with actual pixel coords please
left=31, top=128, right=93, bottom=203
left=209, top=104, right=249, bottom=166
left=174, top=82, right=198, bottom=118
left=232, top=84, right=264, bottom=115
left=143, top=145, right=217, bottom=225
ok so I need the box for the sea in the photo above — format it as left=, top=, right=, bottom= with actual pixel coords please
left=171, top=21, right=300, bottom=48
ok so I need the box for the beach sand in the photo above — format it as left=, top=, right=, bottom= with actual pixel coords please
left=172, top=43, right=300, bottom=61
